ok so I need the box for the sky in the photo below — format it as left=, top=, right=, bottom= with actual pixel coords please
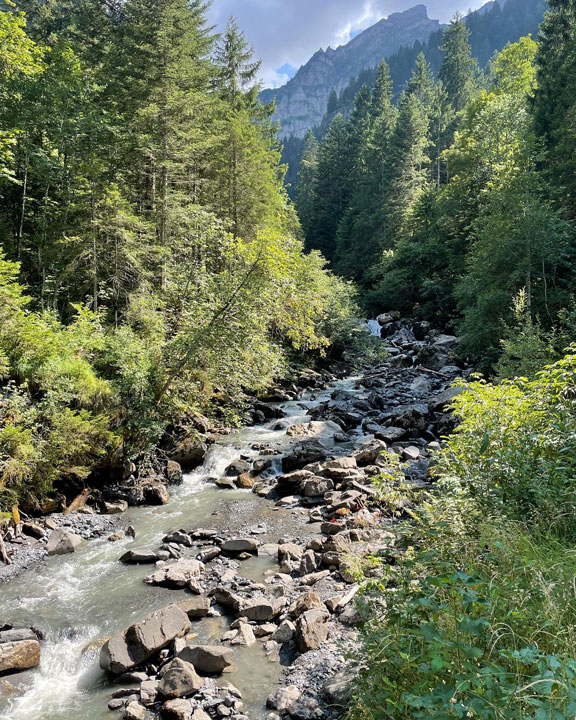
left=206, top=0, right=489, bottom=88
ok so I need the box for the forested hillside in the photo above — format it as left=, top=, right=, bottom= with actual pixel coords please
left=298, top=2, right=576, bottom=372
left=0, top=0, right=354, bottom=511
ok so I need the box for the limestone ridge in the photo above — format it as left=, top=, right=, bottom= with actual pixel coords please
left=261, top=5, right=442, bottom=139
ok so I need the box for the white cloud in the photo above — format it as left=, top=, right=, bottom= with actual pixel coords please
left=206, top=0, right=488, bottom=89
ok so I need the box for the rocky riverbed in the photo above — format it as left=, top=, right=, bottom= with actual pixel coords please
left=0, top=315, right=465, bottom=720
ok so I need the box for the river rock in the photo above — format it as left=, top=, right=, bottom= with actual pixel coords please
left=302, top=477, right=333, bottom=498
left=220, top=538, right=259, bottom=554
left=140, top=679, right=159, bottom=706
left=295, top=610, right=329, bottom=652
left=270, top=619, right=295, bottom=644
left=0, top=630, right=40, bottom=674
left=159, top=658, right=203, bottom=698
left=278, top=543, right=303, bottom=562
left=281, top=444, right=327, bottom=473
left=124, top=701, right=147, bottom=720
left=144, top=482, right=171, bottom=505
left=237, top=473, right=255, bottom=489
left=166, top=460, right=184, bottom=485
left=230, top=624, right=256, bottom=646
left=299, top=549, right=320, bottom=575
left=45, top=528, right=84, bottom=556
left=145, top=559, right=204, bottom=588
left=163, top=699, right=194, bottom=720
left=176, top=597, right=211, bottom=619
left=103, top=500, right=129, bottom=514
left=168, top=437, right=207, bottom=470
left=241, top=597, right=285, bottom=622
left=177, top=645, right=234, bottom=674
left=100, top=605, right=191, bottom=674
left=288, top=592, right=325, bottom=618
left=286, top=421, right=341, bottom=438
left=353, top=440, right=387, bottom=466
left=120, top=549, right=159, bottom=564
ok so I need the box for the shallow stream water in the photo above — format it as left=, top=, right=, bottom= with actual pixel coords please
left=0, top=376, right=366, bottom=720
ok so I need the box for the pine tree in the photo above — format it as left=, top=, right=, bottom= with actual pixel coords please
left=534, top=0, right=576, bottom=219
left=439, top=15, right=478, bottom=114
left=308, top=114, right=350, bottom=261
left=327, top=88, right=338, bottom=115
left=295, top=130, right=319, bottom=241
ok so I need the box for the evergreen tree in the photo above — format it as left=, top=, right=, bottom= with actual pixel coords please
left=308, top=114, right=350, bottom=261
left=295, top=130, right=319, bottom=241
left=327, top=87, right=338, bottom=115
left=534, top=0, right=576, bottom=219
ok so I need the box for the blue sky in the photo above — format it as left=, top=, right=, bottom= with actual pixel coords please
left=206, top=1, right=488, bottom=88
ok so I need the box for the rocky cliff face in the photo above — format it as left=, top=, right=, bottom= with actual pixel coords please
left=261, top=5, right=442, bottom=139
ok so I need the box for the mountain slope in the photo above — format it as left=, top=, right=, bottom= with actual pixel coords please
left=261, top=5, right=441, bottom=139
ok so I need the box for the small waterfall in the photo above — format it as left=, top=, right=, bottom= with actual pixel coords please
left=366, top=319, right=382, bottom=337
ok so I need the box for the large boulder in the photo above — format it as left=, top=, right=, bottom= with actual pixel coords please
left=220, top=538, right=259, bottom=554
left=168, top=437, right=207, bottom=470
left=177, top=645, right=234, bottom=674
left=119, top=549, right=159, bottom=564
left=0, top=628, right=40, bottom=674
left=46, top=528, right=84, bottom=556
left=295, top=609, right=329, bottom=652
left=286, top=421, right=341, bottom=438
left=241, top=597, right=285, bottom=622
left=100, top=605, right=191, bottom=674
left=282, top=444, right=327, bottom=473
left=145, top=560, right=204, bottom=588
left=176, top=597, right=211, bottom=619
left=159, top=658, right=203, bottom=698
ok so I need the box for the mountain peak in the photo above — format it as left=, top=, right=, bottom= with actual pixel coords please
left=261, top=4, right=441, bottom=138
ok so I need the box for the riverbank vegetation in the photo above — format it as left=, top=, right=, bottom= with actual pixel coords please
left=0, top=1, right=355, bottom=511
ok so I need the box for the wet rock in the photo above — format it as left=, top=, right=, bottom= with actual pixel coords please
left=177, top=645, right=234, bottom=674
left=225, top=459, right=251, bottom=476
left=159, top=658, right=204, bottom=698
left=100, top=604, right=191, bottom=674
left=220, top=538, right=259, bottom=554
left=144, top=483, right=171, bottom=506
left=119, top=549, right=159, bottom=564
left=176, top=597, right=211, bottom=619
left=145, top=559, right=204, bottom=588
left=237, top=473, right=255, bottom=489
left=0, top=629, right=40, bottom=674
left=163, top=531, right=193, bottom=547
left=295, top=610, right=329, bottom=652
left=166, top=460, right=184, bottom=485
left=46, top=528, right=85, bottom=556
left=216, top=478, right=236, bottom=490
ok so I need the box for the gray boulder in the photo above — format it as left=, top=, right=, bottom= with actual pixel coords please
left=295, top=609, right=329, bottom=652
left=159, top=658, right=203, bottom=698
left=46, top=528, right=84, bottom=556
left=145, top=559, right=204, bottom=588
left=100, top=605, right=191, bottom=674
left=177, top=645, right=234, bottom=674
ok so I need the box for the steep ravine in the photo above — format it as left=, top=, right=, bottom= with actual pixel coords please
left=0, top=317, right=464, bottom=720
